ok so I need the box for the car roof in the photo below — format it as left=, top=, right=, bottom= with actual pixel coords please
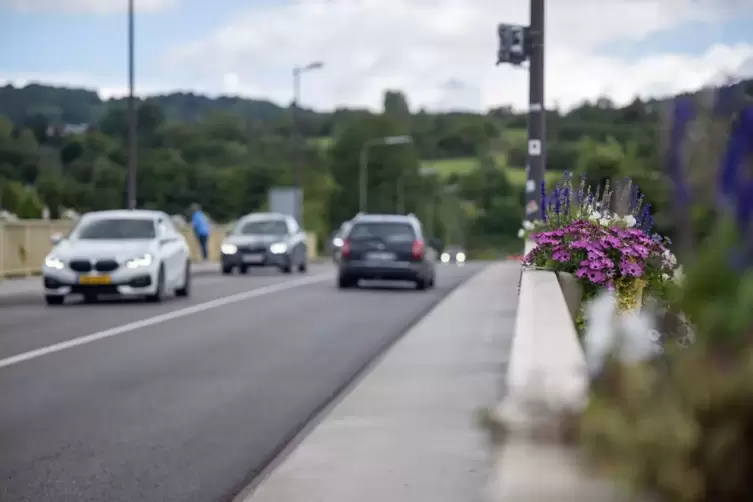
left=238, top=212, right=288, bottom=223
left=80, top=209, right=163, bottom=220
left=352, top=213, right=418, bottom=224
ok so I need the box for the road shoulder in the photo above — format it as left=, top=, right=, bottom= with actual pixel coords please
left=240, top=261, right=519, bottom=502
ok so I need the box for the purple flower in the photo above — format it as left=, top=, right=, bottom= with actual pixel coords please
left=576, top=267, right=607, bottom=283
left=601, top=235, right=622, bottom=248
left=619, top=259, right=643, bottom=277
left=631, top=244, right=650, bottom=259
left=552, top=249, right=572, bottom=262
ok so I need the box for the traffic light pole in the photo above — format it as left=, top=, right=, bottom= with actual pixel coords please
left=525, top=0, right=546, bottom=222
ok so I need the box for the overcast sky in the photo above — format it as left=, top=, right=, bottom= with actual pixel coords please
left=1, top=0, right=753, bottom=112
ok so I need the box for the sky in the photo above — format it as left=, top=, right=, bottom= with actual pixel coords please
left=1, top=0, right=753, bottom=112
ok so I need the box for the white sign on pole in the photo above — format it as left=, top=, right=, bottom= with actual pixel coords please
left=528, top=139, right=541, bottom=156
left=526, top=179, right=535, bottom=192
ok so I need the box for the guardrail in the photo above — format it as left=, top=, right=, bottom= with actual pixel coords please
left=0, top=220, right=318, bottom=279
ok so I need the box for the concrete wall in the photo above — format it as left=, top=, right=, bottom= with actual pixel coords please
left=487, top=250, right=620, bottom=500
left=0, top=220, right=318, bottom=278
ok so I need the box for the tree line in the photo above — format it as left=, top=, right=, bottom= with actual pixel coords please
left=3, top=80, right=748, bottom=251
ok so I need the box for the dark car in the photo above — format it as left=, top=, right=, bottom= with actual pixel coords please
left=220, top=213, right=308, bottom=274
left=331, top=220, right=353, bottom=263
left=440, top=246, right=467, bottom=264
left=336, top=213, right=436, bottom=290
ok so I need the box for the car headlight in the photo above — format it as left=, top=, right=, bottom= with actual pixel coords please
left=126, top=253, right=153, bottom=269
left=332, top=237, right=343, bottom=248
left=270, top=242, right=288, bottom=254
left=221, top=243, right=237, bottom=254
left=440, top=253, right=450, bottom=263
left=45, top=256, right=65, bottom=269
left=456, top=252, right=466, bottom=262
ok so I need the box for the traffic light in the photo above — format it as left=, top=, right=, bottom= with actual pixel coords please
left=497, top=23, right=529, bottom=66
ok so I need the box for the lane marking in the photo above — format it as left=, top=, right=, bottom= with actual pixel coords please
left=0, top=273, right=333, bottom=371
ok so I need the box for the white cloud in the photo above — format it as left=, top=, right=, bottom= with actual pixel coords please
left=1, top=0, right=177, bottom=13
left=159, top=0, right=753, bottom=111
left=2, top=0, right=752, bottom=111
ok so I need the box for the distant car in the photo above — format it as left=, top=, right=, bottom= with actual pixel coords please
left=41, top=210, right=191, bottom=305
left=440, top=246, right=467, bottom=264
left=337, top=213, right=436, bottom=290
left=220, top=212, right=308, bottom=275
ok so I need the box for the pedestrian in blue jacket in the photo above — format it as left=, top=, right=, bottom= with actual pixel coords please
left=190, top=203, right=210, bottom=261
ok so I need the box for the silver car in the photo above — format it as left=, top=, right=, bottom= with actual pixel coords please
left=41, top=210, right=192, bottom=305
left=220, top=213, right=308, bottom=274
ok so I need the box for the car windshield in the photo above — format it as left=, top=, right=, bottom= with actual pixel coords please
left=237, top=219, right=288, bottom=236
left=348, top=222, right=415, bottom=242
left=74, top=218, right=156, bottom=240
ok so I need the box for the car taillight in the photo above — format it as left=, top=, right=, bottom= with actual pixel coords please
left=411, top=240, right=425, bottom=258
left=341, top=240, right=351, bottom=256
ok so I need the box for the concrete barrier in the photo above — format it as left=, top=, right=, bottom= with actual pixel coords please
left=0, top=220, right=318, bottom=278
left=487, top=258, right=618, bottom=500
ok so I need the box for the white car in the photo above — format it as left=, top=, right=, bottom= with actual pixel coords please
left=42, top=210, right=191, bottom=305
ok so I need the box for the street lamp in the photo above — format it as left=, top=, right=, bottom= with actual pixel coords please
left=291, top=61, right=324, bottom=224
left=359, top=135, right=413, bottom=213
left=126, top=0, right=137, bottom=209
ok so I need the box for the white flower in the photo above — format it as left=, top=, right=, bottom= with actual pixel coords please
left=662, top=250, right=677, bottom=267
left=582, top=292, right=662, bottom=377
left=599, top=217, right=611, bottom=226
left=517, top=228, right=525, bottom=238
left=522, top=220, right=535, bottom=230
left=588, top=211, right=602, bottom=221
left=661, top=273, right=670, bottom=280
left=622, top=215, right=637, bottom=228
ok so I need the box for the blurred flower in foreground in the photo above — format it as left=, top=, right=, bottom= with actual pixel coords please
left=582, top=291, right=661, bottom=377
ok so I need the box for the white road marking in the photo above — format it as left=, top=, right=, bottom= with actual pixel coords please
left=0, top=273, right=333, bottom=370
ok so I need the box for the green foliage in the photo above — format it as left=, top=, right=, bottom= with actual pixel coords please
left=0, top=81, right=705, bottom=249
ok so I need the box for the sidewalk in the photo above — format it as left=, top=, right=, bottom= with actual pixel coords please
left=241, top=261, right=519, bottom=502
left=0, top=261, right=220, bottom=299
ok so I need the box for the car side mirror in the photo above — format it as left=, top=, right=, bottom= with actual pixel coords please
left=50, top=232, right=64, bottom=245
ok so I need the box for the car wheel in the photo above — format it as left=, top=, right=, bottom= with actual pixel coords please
left=147, top=266, right=166, bottom=303
left=281, top=262, right=293, bottom=274
left=221, top=265, right=234, bottom=275
left=176, top=261, right=191, bottom=297
left=298, top=259, right=308, bottom=273
left=239, top=266, right=249, bottom=274
left=337, top=275, right=355, bottom=289
left=45, top=295, right=64, bottom=306
left=416, top=277, right=428, bottom=291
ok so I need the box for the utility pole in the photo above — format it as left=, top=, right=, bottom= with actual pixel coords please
left=126, top=0, right=137, bottom=209
left=527, top=0, right=546, bottom=222
left=497, top=0, right=546, bottom=222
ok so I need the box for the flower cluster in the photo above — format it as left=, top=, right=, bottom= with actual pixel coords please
left=523, top=220, right=674, bottom=291
left=518, top=171, right=653, bottom=239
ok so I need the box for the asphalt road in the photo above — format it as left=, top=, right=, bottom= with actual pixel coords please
left=0, top=261, right=484, bottom=502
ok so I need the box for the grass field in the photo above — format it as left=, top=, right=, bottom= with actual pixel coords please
left=310, top=136, right=563, bottom=188
left=422, top=155, right=562, bottom=187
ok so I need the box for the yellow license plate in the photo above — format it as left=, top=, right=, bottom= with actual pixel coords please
left=78, top=275, right=112, bottom=285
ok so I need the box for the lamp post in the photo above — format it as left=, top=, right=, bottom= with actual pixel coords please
left=291, top=61, right=324, bottom=224
left=126, top=0, right=137, bottom=209
left=358, top=135, right=413, bottom=213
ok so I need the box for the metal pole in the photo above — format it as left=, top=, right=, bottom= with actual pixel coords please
left=525, top=0, right=545, bottom=222
left=359, top=143, right=369, bottom=212
left=291, top=68, right=302, bottom=223
left=126, top=0, right=137, bottom=209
